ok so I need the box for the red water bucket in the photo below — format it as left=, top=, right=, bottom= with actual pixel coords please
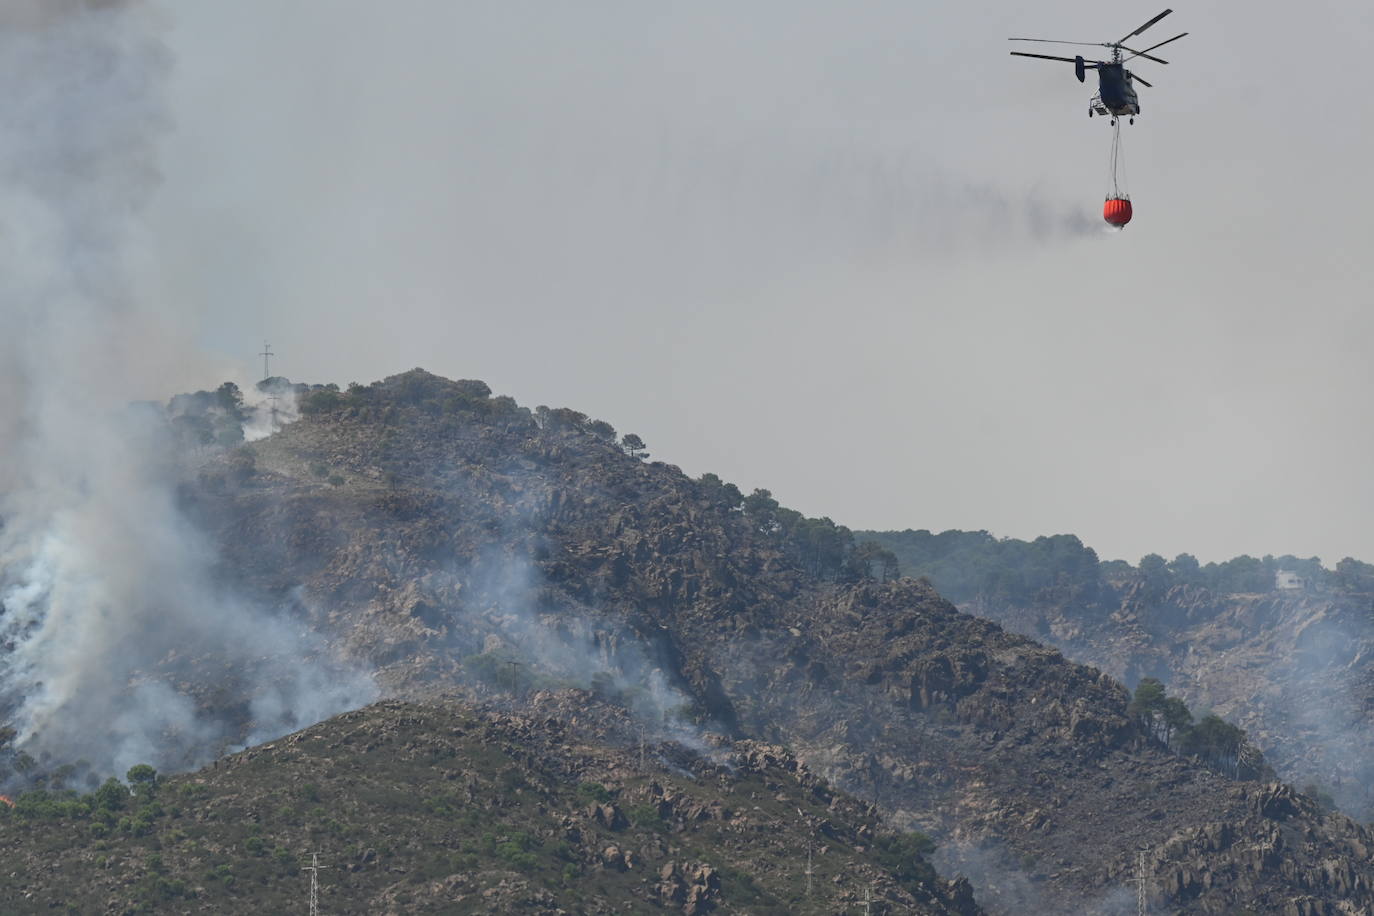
left=1103, top=196, right=1133, bottom=228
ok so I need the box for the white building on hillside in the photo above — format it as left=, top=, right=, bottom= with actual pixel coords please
left=1275, top=570, right=1307, bottom=591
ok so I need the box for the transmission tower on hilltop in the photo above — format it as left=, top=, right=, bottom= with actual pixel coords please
left=260, top=341, right=275, bottom=381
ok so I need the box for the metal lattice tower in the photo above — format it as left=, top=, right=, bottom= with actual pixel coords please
left=260, top=341, right=275, bottom=381
left=1136, top=849, right=1148, bottom=916
left=804, top=841, right=813, bottom=898
left=304, top=852, right=325, bottom=916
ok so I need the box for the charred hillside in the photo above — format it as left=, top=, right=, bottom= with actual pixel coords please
left=61, top=370, right=1374, bottom=912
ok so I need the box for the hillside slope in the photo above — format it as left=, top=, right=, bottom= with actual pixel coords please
left=859, top=529, right=1374, bottom=824
left=0, top=697, right=978, bottom=914
left=17, top=369, right=1374, bottom=914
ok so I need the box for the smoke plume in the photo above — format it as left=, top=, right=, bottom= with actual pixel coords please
left=0, top=1, right=373, bottom=781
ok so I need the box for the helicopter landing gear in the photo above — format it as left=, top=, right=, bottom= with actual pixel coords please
left=1129, top=117, right=1135, bottom=124
left=1110, top=118, right=1117, bottom=126
left=1089, top=109, right=1093, bottom=117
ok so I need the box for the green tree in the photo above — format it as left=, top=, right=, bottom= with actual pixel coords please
left=1180, top=714, right=1246, bottom=772
left=742, top=489, right=780, bottom=533
left=1335, top=557, right=1374, bottom=593
left=1168, top=553, right=1201, bottom=582
left=1128, top=678, right=1167, bottom=737
left=215, top=381, right=245, bottom=418
left=1160, top=696, right=1193, bottom=747
left=697, top=473, right=744, bottom=508
left=300, top=388, right=343, bottom=415
left=620, top=433, right=648, bottom=459
left=93, top=777, right=130, bottom=812
left=586, top=419, right=616, bottom=441
left=1139, top=553, right=1171, bottom=596
left=126, top=764, right=157, bottom=798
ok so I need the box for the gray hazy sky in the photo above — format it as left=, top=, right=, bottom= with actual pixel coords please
left=144, top=1, right=1374, bottom=565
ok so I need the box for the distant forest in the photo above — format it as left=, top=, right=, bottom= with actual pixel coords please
left=854, top=529, right=1374, bottom=606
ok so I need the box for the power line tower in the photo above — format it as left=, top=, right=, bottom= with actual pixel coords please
left=303, top=852, right=326, bottom=916
left=1136, top=849, right=1148, bottom=916
left=268, top=394, right=281, bottom=429
left=260, top=341, right=275, bottom=381
left=804, top=840, right=814, bottom=899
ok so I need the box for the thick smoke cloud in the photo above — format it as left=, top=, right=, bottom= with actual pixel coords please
left=0, top=1, right=374, bottom=780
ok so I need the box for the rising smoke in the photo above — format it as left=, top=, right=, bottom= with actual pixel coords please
left=0, top=1, right=374, bottom=781
left=430, top=473, right=724, bottom=755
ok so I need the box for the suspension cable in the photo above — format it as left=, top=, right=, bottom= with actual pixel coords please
left=1107, top=120, right=1129, bottom=200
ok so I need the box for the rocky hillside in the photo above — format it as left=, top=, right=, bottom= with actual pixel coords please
left=857, top=527, right=1374, bottom=826
left=11, top=369, right=1374, bottom=914
left=958, top=581, right=1374, bottom=826
left=0, top=697, right=979, bottom=915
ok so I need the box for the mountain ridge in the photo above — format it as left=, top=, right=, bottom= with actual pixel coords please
left=3, top=368, right=1372, bottom=913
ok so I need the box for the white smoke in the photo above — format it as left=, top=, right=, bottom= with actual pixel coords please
left=0, top=1, right=374, bottom=781
left=451, top=519, right=718, bottom=755
left=240, top=380, right=301, bottom=442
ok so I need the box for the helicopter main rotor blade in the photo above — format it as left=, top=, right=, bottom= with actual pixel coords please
left=1130, top=73, right=1154, bottom=88
left=1008, top=38, right=1102, bottom=46
left=1120, top=8, right=1172, bottom=44
left=1132, top=32, right=1188, bottom=57
left=1119, top=45, right=1169, bottom=65
left=1010, top=51, right=1083, bottom=64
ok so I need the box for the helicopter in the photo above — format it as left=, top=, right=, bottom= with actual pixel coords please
left=1009, top=9, right=1187, bottom=125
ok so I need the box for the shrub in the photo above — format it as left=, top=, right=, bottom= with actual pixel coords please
left=576, top=782, right=612, bottom=805
left=872, top=831, right=937, bottom=887
left=627, top=803, right=665, bottom=829
left=495, top=831, right=540, bottom=870
left=273, top=845, right=296, bottom=871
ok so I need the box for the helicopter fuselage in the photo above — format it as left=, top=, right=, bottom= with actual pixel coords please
left=1091, top=63, right=1140, bottom=117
